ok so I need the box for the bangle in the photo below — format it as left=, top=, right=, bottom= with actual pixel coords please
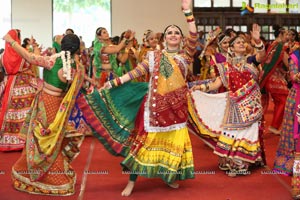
left=187, top=18, right=195, bottom=23
left=255, top=41, right=264, bottom=51
left=116, top=77, right=122, bottom=86
left=10, top=40, right=16, bottom=47
left=182, top=9, right=191, bottom=14
left=254, top=39, right=262, bottom=45
left=185, top=14, right=195, bottom=23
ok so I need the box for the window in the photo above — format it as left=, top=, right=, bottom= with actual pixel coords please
left=289, top=0, right=300, bottom=14
left=194, top=0, right=211, bottom=7
left=252, top=0, right=269, bottom=13
left=233, top=0, right=249, bottom=7
left=214, top=0, right=230, bottom=7
left=0, top=0, right=11, bottom=49
left=53, top=0, right=111, bottom=48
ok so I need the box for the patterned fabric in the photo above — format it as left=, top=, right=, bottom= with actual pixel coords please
left=77, top=82, right=148, bottom=157
left=292, top=153, right=300, bottom=198
left=188, top=56, right=264, bottom=167
left=93, top=40, right=121, bottom=82
left=187, top=91, right=226, bottom=145
left=68, top=102, right=92, bottom=136
left=220, top=62, right=262, bottom=129
left=121, top=94, right=194, bottom=183
left=260, top=41, right=288, bottom=95
left=214, top=122, right=262, bottom=163
left=79, top=31, right=198, bottom=183
left=11, top=61, right=85, bottom=196
left=144, top=50, right=190, bottom=132
left=122, top=127, right=194, bottom=183
left=274, top=50, right=300, bottom=175
left=0, top=30, right=38, bottom=151
left=188, top=90, right=262, bottom=164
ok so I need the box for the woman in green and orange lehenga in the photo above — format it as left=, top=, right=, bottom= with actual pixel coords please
left=0, top=30, right=38, bottom=151
left=3, top=32, right=85, bottom=196
left=78, top=0, right=197, bottom=196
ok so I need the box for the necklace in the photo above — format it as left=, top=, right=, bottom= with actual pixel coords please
left=231, top=56, right=246, bottom=71
left=165, top=48, right=179, bottom=53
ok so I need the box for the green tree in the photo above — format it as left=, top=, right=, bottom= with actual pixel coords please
left=54, top=0, right=110, bottom=13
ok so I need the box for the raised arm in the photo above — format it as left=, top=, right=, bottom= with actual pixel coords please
left=182, top=0, right=197, bottom=34
left=251, top=24, right=266, bottom=63
left=102, top=31, right=135, bottom=54
left=182, top=0, right=198, bottom=62
left=3, top=32, right=56, bottom=69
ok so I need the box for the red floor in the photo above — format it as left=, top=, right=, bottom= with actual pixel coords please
left=0, top=101, right=293, bottom=200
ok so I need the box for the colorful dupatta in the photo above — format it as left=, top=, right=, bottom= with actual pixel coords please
left=23, top=63, right=85, bottom=181
left=260, top=41, right=284, bottom=89
left=93, top=39, right=121, bottom=77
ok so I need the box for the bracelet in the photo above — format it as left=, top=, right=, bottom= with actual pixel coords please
left=182, top=9, right=191, bottom=14
left=185, top=14, right=195, bottom=23
left=119, top=77, right=124, bottom=84
left=255, top=41, right=264, bottom=51
left=10, top=40, right=16, bottom=47
left=110, top=77, right=124, bottom=88
left=116, top=77, right=122, bottom=86
left=187, top=18, right=195, bottom=23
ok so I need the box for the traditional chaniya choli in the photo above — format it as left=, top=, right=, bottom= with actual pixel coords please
left=77, top=32, right=198, bottom=184
left=0, top=30, right=37, bottom=151
left=11, top=55, right=85, bottom=196
left=188, top=58, right=264, bottom=174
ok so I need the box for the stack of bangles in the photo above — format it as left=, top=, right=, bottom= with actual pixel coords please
left=108, top=77, right=123, bottom=89
left=183, top=9, right=194, bottom=23
left=254, top=40, right=265, bottom=51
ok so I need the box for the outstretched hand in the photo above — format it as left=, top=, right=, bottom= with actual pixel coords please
left=250, top=24, right=261, bottom=42
left=182, top=0, right=192, bottom=10
left=98, top=81, right=112, bottom=93
left=190, top=84, right=205, bottom=92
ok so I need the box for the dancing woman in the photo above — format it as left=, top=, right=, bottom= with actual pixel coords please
left=78, top=0, right=197, bottom=196
left=3, top=31, right=85, bottom=195
left=92, top=27, right=134, bottom=88
left=260, top=25, right=289, bottom=135
left=0, top=30, right=38, bottom=151
left=190, top=24, right=266, bottom=177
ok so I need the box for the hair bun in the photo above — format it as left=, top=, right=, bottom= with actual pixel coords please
left=61, top=34, right=80, bottom=55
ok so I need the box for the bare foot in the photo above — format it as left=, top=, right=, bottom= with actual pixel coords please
left=168, top=182, right=179, bottom=189
left=121, top=181, right=135, bottom=196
